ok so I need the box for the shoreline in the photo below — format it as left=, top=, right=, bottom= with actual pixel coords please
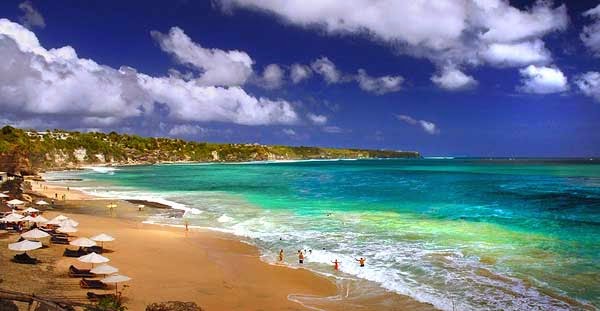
left=23, top=177, right=437, bottom=310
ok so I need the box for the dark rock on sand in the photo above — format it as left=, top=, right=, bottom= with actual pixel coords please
left=146, top=301, right=203, bottom=311
left=0, top=299, right=18, bottom=311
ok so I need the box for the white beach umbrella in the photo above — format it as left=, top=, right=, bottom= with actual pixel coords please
left=7, top=199, right=25, bottom=206
left=90, top=264, right=119, bottom=275
left=78, top=252, right=109, bottom=268
left=46, top=215, right=69, bottom=225
left=101, top=274, right=131, bottom=295
left=23, top=207, right=39, bottom=213
left=21, top=228, right=50, bottom=240
left=1, top=213, right=24, bottom=222
left=0, top=193, right=9, bottom=198
left=70, top=237, right=96, bottom=248
left=35, top=200, right=49, bottom=205
left=8, top=239, right=42, bottom=252
left=60, top=219, right=79, bottom=227
left=22, top=215, right=36, bottom=222
left=32, top=215, right=49, bottom=223
left=90, top=233, right=115, bottom=242
left=91, top=233, right=115, bottom=248
left=54, top=215, right=69, bottom=221
left=57, top=224, right=78, bottom=234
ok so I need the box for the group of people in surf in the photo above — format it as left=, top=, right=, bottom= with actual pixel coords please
left=278, top=249, right=366, bottom=271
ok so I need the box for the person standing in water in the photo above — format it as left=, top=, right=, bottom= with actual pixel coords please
left=298, top=250, right=304, bottom=264
left=356, top=257, right=366, bottom=267
left=332, top=259, right=341, bottom=271
left=278, top=249, right=284, bottom=262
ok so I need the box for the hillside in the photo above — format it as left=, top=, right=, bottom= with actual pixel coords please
left=0, top=126, right=419, bottom=175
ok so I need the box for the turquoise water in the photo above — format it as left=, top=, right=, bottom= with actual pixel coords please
left=48, top=159, right=600, bottom=310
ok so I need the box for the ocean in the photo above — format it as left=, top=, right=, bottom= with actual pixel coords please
left=45, top=158, right=600, bottom=310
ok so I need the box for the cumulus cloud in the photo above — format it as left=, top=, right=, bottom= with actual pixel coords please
left=355, top=69, right=403, bottom=95
left=290, top=63, right=312, bottom=83
left=258, top=63, right=285, bottom=89
left=311, top=57, right=343, bottom=84
left=151, top=26, right=254, bottom=86
left=581, top=4, right=600, bottom=57
left=479, top=39, right=551, bottom=67
left=517, top=65, right=569, bottom=94
left=306, top=113, right=327, bottom=125
left=18, top=1, right=45, bottom=29
left=322, top=126, right=343, bottom=134
left=168, top=124, right=206, bottom=136
left=395, top=114, right=439, bottom=135
left=282, top=128, right=296, bottom=136
left=0, top=18, right=300, bottom=129
left=218, top=0, right=567, bottom=67
left=575, top=71, right=600, bottom=102
left=431, top=66, right=477, bottom=90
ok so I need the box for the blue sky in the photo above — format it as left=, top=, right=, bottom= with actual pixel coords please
left=0, top=0, right=599, bottom=156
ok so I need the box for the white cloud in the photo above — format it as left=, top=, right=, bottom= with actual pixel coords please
left=151, top=26, right=254, bottom=86
left=282, top=128, right=296, bottom=136
left=395, top=114, right=439, bottom=135
left=311, top=57, right=342, bottom=84
left=479, top=39, right=551, bottom=67
left=138, top=74, right=298, bottom=125
left=322, top=126, right=343, bottom=134
left=18, top=1, right=45, bottom=29
left=431, top=66, right=477, bottom=90
left=290, top=63, right=312, bottom=83
left=575, top=71, right=600, bottom=102
left=168, top=124, right=206, bottom=136
left=258, top=63, right=285, bottom=89
left=219, top=0, right=568, bottom=67
left=581, top=4, right=600, bottom=57
left=0, top=19, right=300, bottom=128
left=355, top=69, right=403, bottom=95
left=517, top=65, right=568, bottom=94
left=307, top=113, right=327, bottom=125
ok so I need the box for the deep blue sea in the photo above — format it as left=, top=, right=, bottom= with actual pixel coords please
left=47, top=158, right=600, bottom=310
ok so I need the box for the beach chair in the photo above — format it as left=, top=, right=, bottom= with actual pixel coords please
left=86, top=292, right=116, bottom=301
left=80, top=279, right=107, bottom=289
left=68, top=265, right=95, bottom=278
left=51, top=236, right=69, bottom=245
left=12, top=253, right=37, bottom=264
left=63, top=247, right=88, bottom=257
left=84, top=246, right=103, bottom=254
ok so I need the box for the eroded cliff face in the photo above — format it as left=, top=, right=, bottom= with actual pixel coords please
left=0, top=148, right=34, bottom=176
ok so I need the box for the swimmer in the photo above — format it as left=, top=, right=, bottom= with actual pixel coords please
left=356, top=257, right=366, bottom=267
left=298, top=250, right=304, bottom=264
left=278, top=249, right=284, bottom=262
left=332, top=259, right=341, bottom=270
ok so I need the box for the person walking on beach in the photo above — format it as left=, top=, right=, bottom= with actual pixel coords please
left=298, top=250, right=304, bottom=264
left=356, top=257, right=366, bottom=267
left=278, top=249, right=284, bottom=262
left=332, top=259, right=341, bottom=271
left=184, top=219, right=189, bottom=232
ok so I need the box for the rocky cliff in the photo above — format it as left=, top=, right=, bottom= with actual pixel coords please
left=0, top=126, right=420, bottom=175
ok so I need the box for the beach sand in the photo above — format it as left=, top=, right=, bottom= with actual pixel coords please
left=0, top=181, right=436, bottom=310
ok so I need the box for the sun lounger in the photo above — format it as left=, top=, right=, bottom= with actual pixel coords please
left=86, top=292, right=116, bottom=301
left=12, top=253, right=37, bottom=264
left=84, top=246, right=103, bottom=254
left=51, top=236, right=69, bottom=245
left=63, top=247, right=88, bottom=257
left=69, top=265, right=95, bottom=278
left=80, top=279, right=107, bottom=289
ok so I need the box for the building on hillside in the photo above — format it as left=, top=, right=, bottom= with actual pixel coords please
left=0, top=172, right=7, bottom=184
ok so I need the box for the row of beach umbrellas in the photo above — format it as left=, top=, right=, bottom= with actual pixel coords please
left=6, top=214, right=130, bottom=294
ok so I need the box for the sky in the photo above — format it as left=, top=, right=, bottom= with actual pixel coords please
left=0, top=0, right=599, bottom=157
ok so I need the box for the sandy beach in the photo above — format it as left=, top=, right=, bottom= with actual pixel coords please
left=0, top=180, right=436, bottom=310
